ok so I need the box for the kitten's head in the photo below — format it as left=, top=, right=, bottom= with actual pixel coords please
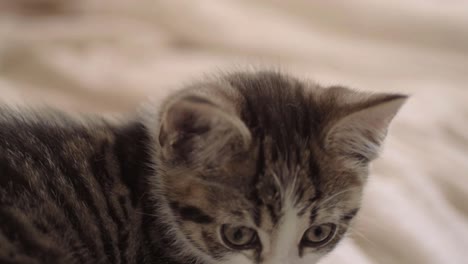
left=149, top=71, right=406, bottom=264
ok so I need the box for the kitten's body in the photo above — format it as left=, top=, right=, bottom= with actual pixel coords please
left=0, top=71, right=406, bottom=264
left=0, top=113, right=162, bottom=263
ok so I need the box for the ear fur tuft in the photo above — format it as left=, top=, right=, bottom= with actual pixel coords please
left=326, top=94, right=407, bottom=162
left=159, top=95, right=251, bottom=165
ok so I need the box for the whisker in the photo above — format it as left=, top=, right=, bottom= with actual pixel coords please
left=270, top=168, right=284, bottom=199
left=136, top=211, right=160, bottom=218
left=286, top=165, right=300, bottom=203
left=348, top=227, right=378, bottom=253
left=312, top=187, right=361, bottom=212
left=353, top=216, right=391, bottom=233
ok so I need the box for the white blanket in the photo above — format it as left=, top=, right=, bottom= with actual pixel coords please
left=1, top=1, right=468, bottom=263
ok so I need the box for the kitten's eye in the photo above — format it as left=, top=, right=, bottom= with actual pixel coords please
left=221, top=224, right=258, bottom=250
left=301, top=223, right=336, bottom=247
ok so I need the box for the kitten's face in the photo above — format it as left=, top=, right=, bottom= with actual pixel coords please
left=161, top=143, right=363, bottom=264
left=151, top=72, right=406, bottom=264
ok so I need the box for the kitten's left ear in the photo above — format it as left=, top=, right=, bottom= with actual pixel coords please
left=158, top=94, right=251, bottom=165
left=325, top=93, right=407, bottom=162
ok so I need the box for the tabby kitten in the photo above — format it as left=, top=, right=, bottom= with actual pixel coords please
left=0, top=71, right=406, bottom=264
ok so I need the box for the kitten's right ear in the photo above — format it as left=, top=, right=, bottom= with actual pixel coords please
left=325, top=93, right=407, bottom=162
left=158, top=95, right=251, bottom=165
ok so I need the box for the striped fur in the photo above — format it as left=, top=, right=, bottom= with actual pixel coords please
left=0, top=70, right=406, bottom=264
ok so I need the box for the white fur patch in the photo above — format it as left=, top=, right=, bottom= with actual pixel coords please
left=264, top=194, right=303, bottom=264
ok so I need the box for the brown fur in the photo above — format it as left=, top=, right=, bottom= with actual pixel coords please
left=148, top=70, right=406, bottom=263
left=0, top=70, right=406, bottom=264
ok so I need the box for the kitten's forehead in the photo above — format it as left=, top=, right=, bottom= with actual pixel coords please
left=229, top=72, right=321, bottom=149
left=251, top=137, right=317, bottom=221
left=222, top=71, right=365, bottom=225
left=226, top=74, right=321, bottom=202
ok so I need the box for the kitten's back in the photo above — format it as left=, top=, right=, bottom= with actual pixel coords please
left=0, top=111, right=145, bottom=264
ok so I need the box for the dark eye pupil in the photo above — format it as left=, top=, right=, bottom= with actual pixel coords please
left=314, top=227, right=323, bottom=238
left=233, top=229, right=243, bottom=241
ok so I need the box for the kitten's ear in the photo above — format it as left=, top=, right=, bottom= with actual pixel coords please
left=325, top=93, right=407, bottom=162
left=158, top=95, right=251, bottom=165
